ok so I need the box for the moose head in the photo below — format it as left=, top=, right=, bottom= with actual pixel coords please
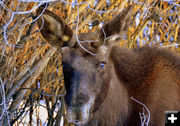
left=37, top=6, right=132, bottom=125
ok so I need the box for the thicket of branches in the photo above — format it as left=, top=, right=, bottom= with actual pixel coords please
left=0, top=0, right=179, bottom=126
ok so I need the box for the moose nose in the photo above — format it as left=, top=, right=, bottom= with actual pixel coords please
left=65, top=93, right=89, bottom=108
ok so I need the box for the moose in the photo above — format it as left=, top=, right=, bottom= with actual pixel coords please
left=37, top=5, right=180, bottom=126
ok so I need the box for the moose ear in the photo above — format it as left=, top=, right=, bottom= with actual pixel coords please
left=37, top=7, right=73, bottom=48
left=99, top=5, right=133, bottom=42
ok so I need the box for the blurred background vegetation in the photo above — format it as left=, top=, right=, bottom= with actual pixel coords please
left=0, top=0, right=179, bottom=126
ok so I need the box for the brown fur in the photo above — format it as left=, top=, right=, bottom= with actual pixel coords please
left=37, top=6, right=180, bottom=126
left=82, top=46, right=180, bottom=126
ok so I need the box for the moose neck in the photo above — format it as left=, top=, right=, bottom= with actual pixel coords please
left=86, top=62, right=130, bottom=126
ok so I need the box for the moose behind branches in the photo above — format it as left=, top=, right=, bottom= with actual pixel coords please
left=37, top=5, right=180, bottom=126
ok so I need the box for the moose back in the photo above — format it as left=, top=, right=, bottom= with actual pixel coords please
left=37, top=6, right=180, bottom=126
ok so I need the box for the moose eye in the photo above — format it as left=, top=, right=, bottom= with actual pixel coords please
left=99, top=62, right=106, bottom=69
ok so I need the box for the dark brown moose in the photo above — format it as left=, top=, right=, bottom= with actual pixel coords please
left=37, top=6, right=180, bottom=126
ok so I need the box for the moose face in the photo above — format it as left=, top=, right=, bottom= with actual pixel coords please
left=37, top=6, right=132, bottom=125
left=62, top=47, right=110, bottom=125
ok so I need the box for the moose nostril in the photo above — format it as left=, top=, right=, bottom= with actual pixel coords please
left=65, top=93, right=89, bottom=108
left=76, top=94, right=89, bottom=104
left=77, top=93, right=88, bottom=101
